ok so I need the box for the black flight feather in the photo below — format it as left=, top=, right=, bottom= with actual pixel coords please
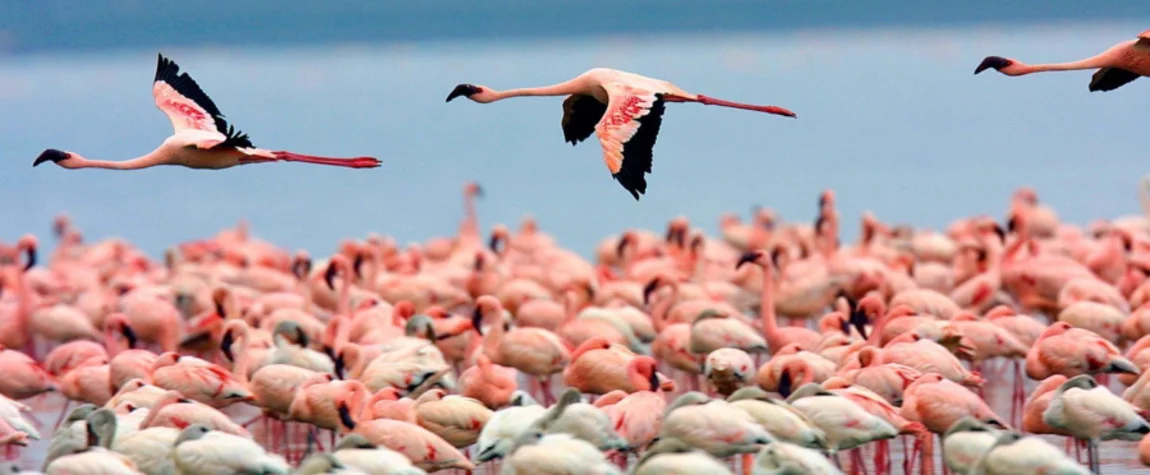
left=611, top=94, right=666, bottom=201
left=1089, top=67, right=1140, bottom=92
left=561, top=94, right=607, bottom=145
left=154, top=53, right=254, bottom=149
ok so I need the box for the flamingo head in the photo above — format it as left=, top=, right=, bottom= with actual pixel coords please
left=974, top=56, right=1025, bottom=76
left=33, top=149, right=77, bottom=168
left=446, top=84, right=493, bottom=103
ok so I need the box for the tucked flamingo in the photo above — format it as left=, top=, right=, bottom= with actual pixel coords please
left=975, top=29, right=1150, bottom=92
left=33, top=53, right=380, bottom=171
left=445, top=68, right=796, bottom=200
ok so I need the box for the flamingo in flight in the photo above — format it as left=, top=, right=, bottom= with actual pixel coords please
left=975, top=29, right=1150, bottom=92
left=33, top=53, right=381, bottom=171
left=445, top=67, right=796, bottom=200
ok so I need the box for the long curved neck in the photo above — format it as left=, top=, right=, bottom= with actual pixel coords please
left=1017, top=53, right=1112, bottom=74
left=66, top=152, right=166, bottom=170
left=488, top=78, right=585, bottom=101
left=758, top=263, right=780, bottom=348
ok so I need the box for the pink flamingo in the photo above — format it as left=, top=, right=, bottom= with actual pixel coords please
left=139, top=389, right=250, bottom=437
left=1025, top=321, right=1138, bottom=380
left=901, top=373, right=1006, bottom=475
left=148, top=351, right=253, bottom=408
left=33, top=54, right=380, bottom=171
left=735, top=250, right=821, bottom=353
left=458, top=353, right=518, bottom=410
left=334, top=390, right=476, bottom=472
left=0, top=344, right=55, bottom=400
left=975, top=30, right=1150, bottom=92
left=445, top=68, right=795, bottom=200
left=599, top=355, right=667, bottom=452
left=473, top=295, right=570, bottom=406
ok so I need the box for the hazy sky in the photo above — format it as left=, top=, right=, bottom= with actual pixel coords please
left=2, top=18, right=1149, bottom=258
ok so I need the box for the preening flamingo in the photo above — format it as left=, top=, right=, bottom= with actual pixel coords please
left=445, top=68, right=796, bottom=200
left=975, top=29, right=1150, bottom=92
left=33, top=53, right=380, bottom=171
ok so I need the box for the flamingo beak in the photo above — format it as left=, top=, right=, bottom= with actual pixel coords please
left=352, top=254, right=364, bottom=280
left=736, top=252, right=758, bottom=269
left=850, top=308, right=869, bottom=340
left=446, top=84, right=482, bottom=102
left=778, top=371, right=793, bottom=399
left=324, top=263, right=337, bottom=290
left=220, top=331, right=235, bottom=362
left=473, top=183, right=484, bottom=198
left=23, top=247, right=36, bottom=271
left=121, top=324, right=138, bottom=349
left=838, top=317, right=851, bottom=335
left=291, top=257, right=312, bottom=280
left=337, top=402, right=356, bottom=430
left=334, top=353, right=346, bottom=380
left=33, top=149, right=70, bottom=167
left=472, top=307, right=484, bottom=336
left=974, top=56, right=1013, bottom=75
left=648, top=370, right=660, bottom=392
left=642, top=278, right=661, bottom=306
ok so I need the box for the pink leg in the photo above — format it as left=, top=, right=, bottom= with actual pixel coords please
left=694, top=94, right=797, bottom=117
left=52, top=399, right=73, bottom=432
left=540, top=378, right=556, bottom=407
left=270, top=151, right=380, bottom=169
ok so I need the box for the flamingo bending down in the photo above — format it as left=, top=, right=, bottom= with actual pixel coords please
left=34, top=54, right=380, bottom=171
left=975, top=30, right=1150, bottom=92
left=445, top=68, right=796, bottom=200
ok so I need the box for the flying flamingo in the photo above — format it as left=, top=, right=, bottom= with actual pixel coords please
left=445, top=68, right=796, bottom=200
left=33, top=53, right=380, bottom=171
left=975, top=30, right=1150, bottom=92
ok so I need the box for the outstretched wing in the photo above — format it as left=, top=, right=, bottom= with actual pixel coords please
left=594, top=82, right=666, bottom=201
left=1089, top=67, right=1140, bottom=92
left=152, top=53, right=254, bottom=149
left=561, top=94, right=607, bottom=145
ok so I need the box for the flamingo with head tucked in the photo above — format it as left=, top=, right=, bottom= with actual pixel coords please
left=446, top=68, right=795, bottom=200
left=33, top=54, right=380, bottom=172
left=975, top=29, right=1150, bottom=92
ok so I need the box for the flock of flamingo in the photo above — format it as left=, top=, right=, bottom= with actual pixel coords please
left=4, top=181, right=1150, bottom=475
left=11, top=26, right=1150, bottom=475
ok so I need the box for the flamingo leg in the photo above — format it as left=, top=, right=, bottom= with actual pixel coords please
left=51, top=399, right=73, bottom=432
left=669, top=93, right=797, bottom=117
left=741, top=453, right=752, bottom=475
left=539, top=377, right=556, bottom=407
left=262, top=151, right=381, bottom=169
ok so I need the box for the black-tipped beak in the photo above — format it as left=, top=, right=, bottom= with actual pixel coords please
left=213, top=297, right=225, bottom=319
left=615, top=234, right=632, bottom=258
left=324, top=263, right=337, bottom=290
left=849, top=307, right=869, bottom=340
left=472, top=307, right=484, bottom=336
left=334, top=352, right=346, bottom=379
left=648, top=370, right=660, bottom=392
left=220, top=330, right=235, bottom=362
left=121, top=324, right=138, bottom=349
left=642, top=278, right=661, bottom=306
left=736, top=252, right=758, bottom=270
left=33, top=149, right=70, bottom=167
left=778, top=371, right=793, bottom=399
left=23, top=247, right=36, bottom=271
left=291, top=257, right=312, bottom=281
left=296, top=328, right=310, bottom=348
left=991, top=224, right=1006, bottom=243
left=1006, top=216, right=1018, bottom=234
left=352, top=253, right=364, bottom=280
left=769, top=248, right=784, bottom=269
left=338, top=402, right=356, bottom=430
left=473, top=183, right=484, bottom=198
left=488, top=234, right=502, bottom=254
left=838, top=317, right=851, bottom=335
left=446, top=84, right=481, bottom=102
left=974, top=56, right=1013, bottom=75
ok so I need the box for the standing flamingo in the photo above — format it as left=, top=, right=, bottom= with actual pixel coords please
left=975, top=30, right=1150, bottom=92
left=33, top=54, right=380, bottom=171
left=445, top=68, right=796, bottom=200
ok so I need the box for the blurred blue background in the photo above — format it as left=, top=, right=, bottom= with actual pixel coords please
left=2, top=1, right=1149, bottom=257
